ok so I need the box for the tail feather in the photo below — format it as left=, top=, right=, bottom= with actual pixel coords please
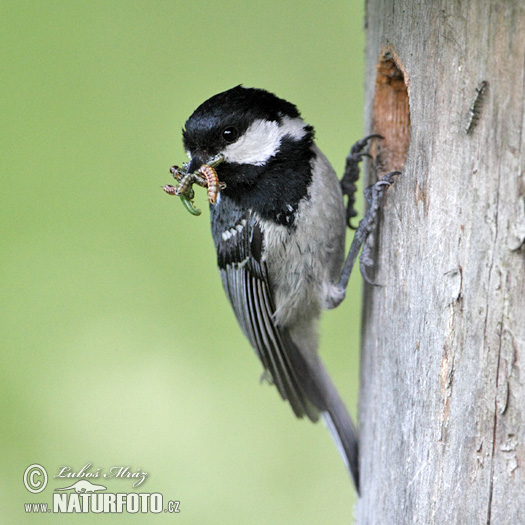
left=321, top=402, right=359, bottom=492
left=315, top=360, right=360, bottom=492
left=282, top=331, right=360, bottom=491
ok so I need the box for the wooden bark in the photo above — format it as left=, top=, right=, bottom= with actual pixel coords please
left=358, top=1, right=525, bottom=523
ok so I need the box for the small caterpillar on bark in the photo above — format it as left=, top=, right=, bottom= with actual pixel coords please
left=466, top=81, right=487, bottom=135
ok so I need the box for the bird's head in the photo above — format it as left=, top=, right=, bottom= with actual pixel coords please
left=181, top=86, right=315, bottom=195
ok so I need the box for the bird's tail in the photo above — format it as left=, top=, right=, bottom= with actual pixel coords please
left=317, top=364, right=359, bottom=492
left=310, top=357, right=359, bottom=492
left=282, top=332, right=359, bottom=491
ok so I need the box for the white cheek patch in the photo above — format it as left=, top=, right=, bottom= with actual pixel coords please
left=223, top=116, right=307, bottom=166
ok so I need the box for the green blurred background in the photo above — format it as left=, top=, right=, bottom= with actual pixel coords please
left=1, top=1, right=366, bottom=522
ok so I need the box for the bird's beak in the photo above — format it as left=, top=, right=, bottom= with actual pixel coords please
left=187, top=153, right=206, bottom=174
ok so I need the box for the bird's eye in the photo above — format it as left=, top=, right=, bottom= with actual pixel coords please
left=222, top=126, right=239, bottom=143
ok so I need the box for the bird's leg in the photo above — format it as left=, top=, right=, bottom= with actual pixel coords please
left=340, top=134, right=383, bottom=229
left=356, top=171, right=400, bottom=285
left=328, top=170, right=400, bottom=309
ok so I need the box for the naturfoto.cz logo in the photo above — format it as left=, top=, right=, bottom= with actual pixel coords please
left=23, top=464, right=181, bottom=515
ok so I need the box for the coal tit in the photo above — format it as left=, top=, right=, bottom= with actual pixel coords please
left=178, top=86, right=396, bottom=492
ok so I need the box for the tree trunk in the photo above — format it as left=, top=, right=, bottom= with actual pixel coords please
left=358, top=1, right=525, bottom=523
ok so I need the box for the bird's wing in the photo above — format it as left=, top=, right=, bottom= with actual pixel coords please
left=211, top=199, right=359, bottom=488
left=212, top=207, right=320, bottom=420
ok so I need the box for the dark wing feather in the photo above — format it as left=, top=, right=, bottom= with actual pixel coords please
left=210, top=198, right=360, bottom=489
left=211, top=204, right=319, bottom=420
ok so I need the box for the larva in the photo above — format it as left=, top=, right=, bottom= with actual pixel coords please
left=162, top=184, right=177, bottom=195
left=169, top=165, right=188, bottom=183
left=466, top=81, right=487, bottom=135
left=164, top=154, right=226, bottom=215
left=172, top=172, right=195, bottom=196
left=198, top=164, right=226, bottom=204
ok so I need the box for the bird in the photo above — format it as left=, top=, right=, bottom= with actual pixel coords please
left=175, top=85, right=396, bottom=492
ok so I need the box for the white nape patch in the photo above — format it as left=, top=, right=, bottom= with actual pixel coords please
left=279, top=115, right=308, bottom=140
left=223, top=116, right=307, bottom=166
